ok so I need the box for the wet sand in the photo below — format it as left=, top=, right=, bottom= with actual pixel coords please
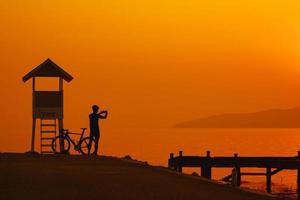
left=0, top=153, right=280, bottom=200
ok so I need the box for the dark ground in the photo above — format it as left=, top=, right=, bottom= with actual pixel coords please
left=0, top=153, right=281, bottom=200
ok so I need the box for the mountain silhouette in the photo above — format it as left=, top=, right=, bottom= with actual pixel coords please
left=174, top=107, right=300, bottom=128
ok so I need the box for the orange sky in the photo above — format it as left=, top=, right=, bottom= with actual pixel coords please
left=1, top=0, right=300, bottom=151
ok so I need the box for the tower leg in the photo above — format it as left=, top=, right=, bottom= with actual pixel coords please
left=30, top=118, right=36, bottom=152
left=58, top=119, right=64, bottom=153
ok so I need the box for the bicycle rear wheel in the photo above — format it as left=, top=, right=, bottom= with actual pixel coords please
left=79, top=137, right=96, bottom=155
left=51, top=136, right=71, bottom=154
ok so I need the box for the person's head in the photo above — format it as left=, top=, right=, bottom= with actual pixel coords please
left=92, top=105, right=99, bottom=113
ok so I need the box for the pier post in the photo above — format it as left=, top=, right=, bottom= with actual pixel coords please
left=297, top=151, right=300, bottom=193
left=179, top=151, right=183, bottom=157
left=201, top=151, right=212, bottom=179
left=201, top=166, right=212, bottom=179
left=206, top=151, right=211, bottom=158
left=168, top=153, right=174, bottom=169
left=297, top=151, right=300, bottom=184
left=232, top=168, right=238, bottom=186
left=234, top=153, right=241, bottom=186
left=178, top=151, right=183, bottom=172
left=266, top=167, right=271, bottom=193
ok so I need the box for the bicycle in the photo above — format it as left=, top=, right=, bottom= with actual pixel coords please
left=51, top=128, right=96, bottom=155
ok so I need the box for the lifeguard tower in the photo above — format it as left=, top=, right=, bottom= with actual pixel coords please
left=23, top=58, right=73, bottom=154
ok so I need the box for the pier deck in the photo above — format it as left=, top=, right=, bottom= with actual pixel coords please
left=168, top=151, right=300, bottom=193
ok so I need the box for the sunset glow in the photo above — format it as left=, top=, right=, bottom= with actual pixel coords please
left=1, top=0, right=300, bottom=153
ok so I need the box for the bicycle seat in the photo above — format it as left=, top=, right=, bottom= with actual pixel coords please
left=81, top=128, right=87, bottom=131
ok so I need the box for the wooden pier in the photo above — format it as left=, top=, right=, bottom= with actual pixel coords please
left=168, top=151, right=300, bottom=193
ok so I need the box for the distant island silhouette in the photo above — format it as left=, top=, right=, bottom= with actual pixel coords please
left=174, top=107, right=300, bottom=128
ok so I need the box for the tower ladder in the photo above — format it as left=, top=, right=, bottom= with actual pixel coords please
left=40, top=118, right=57, bottom=154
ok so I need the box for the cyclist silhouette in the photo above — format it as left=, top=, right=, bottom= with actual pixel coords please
left=88, top=105, right=108, bottom=155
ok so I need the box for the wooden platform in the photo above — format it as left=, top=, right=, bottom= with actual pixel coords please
left=168, top=151, right=300, bottom=193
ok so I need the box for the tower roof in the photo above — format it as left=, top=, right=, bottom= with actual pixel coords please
left=22, top=58, right=74, bottom=82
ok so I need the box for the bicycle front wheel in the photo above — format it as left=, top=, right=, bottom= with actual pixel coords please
left=79, top=137, right=96, bottom=155
left=51, top=136, right=71, bottom=154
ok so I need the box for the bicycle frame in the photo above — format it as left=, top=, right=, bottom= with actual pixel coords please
left=61, top=129, right=87, bottom=151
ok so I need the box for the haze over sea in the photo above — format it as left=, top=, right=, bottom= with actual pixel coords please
left=100, top=128, right=300, bottom=198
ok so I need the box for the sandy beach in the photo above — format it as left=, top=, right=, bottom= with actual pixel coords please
left=0, top=153, right=281, bottom=200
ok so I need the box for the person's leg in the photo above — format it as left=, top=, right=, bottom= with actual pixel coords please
left=94, top=134, right=100, bottom=155
left=88, top=133, right=94, bottom=155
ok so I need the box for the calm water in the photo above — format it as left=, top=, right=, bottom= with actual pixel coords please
left=99, top=128, right=300, bottom=198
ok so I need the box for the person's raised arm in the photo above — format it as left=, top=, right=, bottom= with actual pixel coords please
left=98, top=110, right=108, bottom=119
